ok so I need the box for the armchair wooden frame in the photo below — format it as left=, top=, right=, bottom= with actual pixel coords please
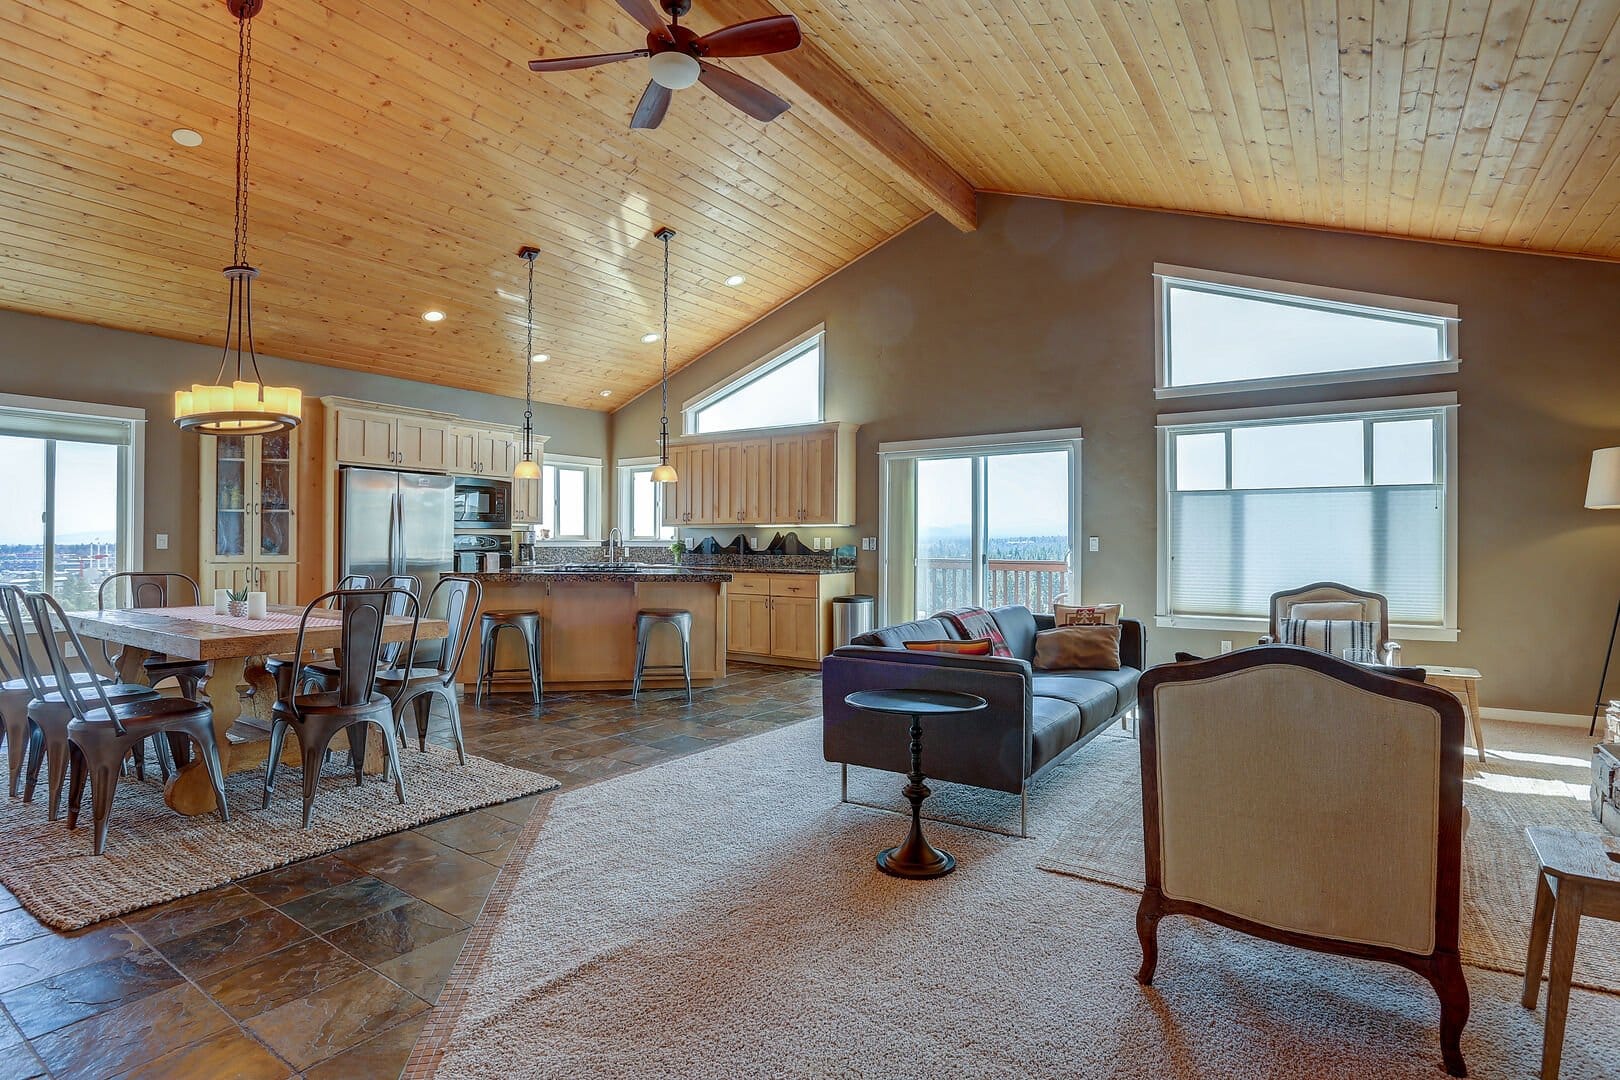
left=1135, top=645, right=1470, bottom=1077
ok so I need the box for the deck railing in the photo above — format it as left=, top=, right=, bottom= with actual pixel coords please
left=917, top=559, right=1071, bottom=615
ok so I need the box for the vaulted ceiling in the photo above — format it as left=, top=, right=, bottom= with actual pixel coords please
left=4, top=0, right=1619, bottom=412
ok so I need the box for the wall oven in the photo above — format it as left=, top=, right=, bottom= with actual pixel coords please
left=453, top=476, right=511, bottom=530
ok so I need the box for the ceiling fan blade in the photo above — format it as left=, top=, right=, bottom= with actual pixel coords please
left=694, top=15, right=802, bottom=58
left=617, top=0, right=667, bottom=33
left=630, top=80, right=674, bottom=129
left=697, top=63, right=791, bottom=123
left=528, top=50, right=649, bottom=72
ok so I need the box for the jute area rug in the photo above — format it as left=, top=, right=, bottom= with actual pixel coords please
left=0, top=745, right=556, bottom=930
left=408, top=720, right=1620, bottom=1080
left=1040, top=719, right=1620, bottom=996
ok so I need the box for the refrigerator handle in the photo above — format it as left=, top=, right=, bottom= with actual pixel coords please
left=390, top=492, right=404, bottom=577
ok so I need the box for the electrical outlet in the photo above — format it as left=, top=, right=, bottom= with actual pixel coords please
left=1219, top=640, right=1233, bottom=654
left=155, top=533, right=169, bottom=550
left=861, top=537, right=877, bottom=551
left=1087, top=536, right=1099, bottom=552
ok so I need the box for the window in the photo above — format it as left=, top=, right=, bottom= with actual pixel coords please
left=0, top=394, right=144, bottom=610
left=537, top=457, right=601, bottom=542
left=1155, top=265, right=1459, bottom=397
left=685, top=326, right=823, bottom=435
left=617, top=462, right=675, bottom=542
left=879, top=430, right=1082, bottom=621
left=1157, top=396, right=1457, bottom=637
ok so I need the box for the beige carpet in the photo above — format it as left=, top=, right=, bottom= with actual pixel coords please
left=1040, top=720, right=1620, bottom=996
left=0, top=744, right=556, bottom=930
left=411, top=721, right=1620, bottom=1079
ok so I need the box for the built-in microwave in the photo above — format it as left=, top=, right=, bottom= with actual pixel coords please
left=453, top=476, right=511, bottom=530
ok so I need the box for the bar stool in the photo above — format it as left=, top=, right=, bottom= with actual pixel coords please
left=476, top=610, right=543, bottom=706
left=632, top=609, right=693, bottom=704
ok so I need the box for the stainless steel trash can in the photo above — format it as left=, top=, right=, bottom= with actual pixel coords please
left=831, top=594, right=875, bottom=648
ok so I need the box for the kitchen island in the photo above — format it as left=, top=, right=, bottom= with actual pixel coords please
left=457, top=566, right=730, bottom=693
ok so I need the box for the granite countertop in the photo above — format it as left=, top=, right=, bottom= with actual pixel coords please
left=470, top=567, right=732, bottom=585
left=721, top=566, right=855, bottom=575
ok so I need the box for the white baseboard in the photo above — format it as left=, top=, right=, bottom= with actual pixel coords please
left=1480, top=707, right=1592, bottom=730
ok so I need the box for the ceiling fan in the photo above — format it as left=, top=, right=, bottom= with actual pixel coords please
left=528, top=0, right=802, bottom=130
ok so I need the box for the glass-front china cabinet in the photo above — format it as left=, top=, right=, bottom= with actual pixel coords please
left=199, top=430, right=298, bottom=602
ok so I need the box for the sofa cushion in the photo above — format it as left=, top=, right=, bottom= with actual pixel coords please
left=1032, top=673, right=1119, bottom=733
left=988, top=605, right=1039, bottom=661
left=854, top=618, right=962, bottom=649
left=1031, top=696, right=1083, bottom=773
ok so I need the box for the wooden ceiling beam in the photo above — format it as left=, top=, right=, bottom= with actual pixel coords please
left=694, top=0, right=978, bottom=232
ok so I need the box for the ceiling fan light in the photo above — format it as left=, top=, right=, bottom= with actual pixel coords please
left=648, top=51, right=701, bottom=90
left=513, top=457, right=542, bottom=480
left=651, top=462, right=679, bottom=484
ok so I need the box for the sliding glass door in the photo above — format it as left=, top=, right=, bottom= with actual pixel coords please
left=882, top=433, right=1081, bottom=622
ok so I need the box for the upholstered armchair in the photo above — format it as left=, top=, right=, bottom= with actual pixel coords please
left=1135, top=645, right=1470, bottom=1076
left=1259, top=581, right=1402, bottom=666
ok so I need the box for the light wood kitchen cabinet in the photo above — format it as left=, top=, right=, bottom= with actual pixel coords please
left=512, top=474, right=543, bottom=526
left=663, top=423, right=854, bottom=527
left=450, top=425, right=525, bottom=478
left=200, top=430, right=299, bottom=603
left=723, top=571, right=855, bottom=667
left=332, top=404, right=450, bottom=470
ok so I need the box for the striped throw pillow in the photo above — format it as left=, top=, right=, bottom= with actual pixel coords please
left=1278, top=618, right=1379, bottom=657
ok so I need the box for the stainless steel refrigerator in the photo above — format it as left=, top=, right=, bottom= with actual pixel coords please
left=339, top=468, right=455, bottom=598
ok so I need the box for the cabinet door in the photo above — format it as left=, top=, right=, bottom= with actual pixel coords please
left=495, top=433, right=521, bottom=478
left=209, top=435, right=250, bottom=559
left=512, top=475, right=541, bottom=525
left=728, top=594, right=773, bottom=654
left=473, top=431, right=499, bottom=475
left=335, top=409, right=396, bottom=466
left=770, top=434, right=806, bottom=523
left=740, top=439, right=773, bottom=524
left=686, top=443, right=715, bottom=524
left=801, top=427, right=838, bottom=524
left=252, top=566, right=296, bottom=604
left=661, top=445, right=690, bottom=526
left=395, top=417, right=449, bottom=471
left=768, top=595, right=819, bottom=661
left=448, top=427, right=478, bottom=474
left=711, top=441, right=742, bottom=525
left=254, top=429, right=297, bottom=561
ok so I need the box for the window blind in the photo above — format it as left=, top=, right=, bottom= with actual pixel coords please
left=0, top=408, right=135, bottom=445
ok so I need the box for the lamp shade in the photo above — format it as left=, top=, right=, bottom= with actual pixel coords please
left=1587, top=448, right=1620, bottom=509
left=513, top=458, right=541, bottom=480
left=651, top=462, right=679, bottom=483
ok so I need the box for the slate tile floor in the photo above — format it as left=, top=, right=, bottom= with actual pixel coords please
left=0, top=663, right=821, bottom=1078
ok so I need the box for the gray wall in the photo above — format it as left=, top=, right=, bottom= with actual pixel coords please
left=0, top=308, right=609, bottom=574
left=611, top=194, right=1620, bottom=716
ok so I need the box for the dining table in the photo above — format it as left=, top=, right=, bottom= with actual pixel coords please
left=65, top=604, right=448, bottom=816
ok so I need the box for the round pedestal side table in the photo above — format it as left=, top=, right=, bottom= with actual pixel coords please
left=843, top=688, right=989, bottom=879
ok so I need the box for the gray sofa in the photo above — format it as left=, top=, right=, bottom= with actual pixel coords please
left=821, top=605, right=1145, bottom=836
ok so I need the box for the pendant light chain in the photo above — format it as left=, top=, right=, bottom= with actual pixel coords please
left=235, top=13, right=251, bottom=268
left=660, top=228, right=671, bottom=456
left=523, top=248, right=537, bottom=461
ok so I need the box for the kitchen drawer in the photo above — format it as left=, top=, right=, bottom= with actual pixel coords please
left=769, top=575, right=818, bottom=598
left=729, top=573, right=771, bottom=596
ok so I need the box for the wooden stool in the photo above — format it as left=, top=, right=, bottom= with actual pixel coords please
left=632, top=609, right=692, bottom=703
left=1521, top=826, right=1620, bottom=1079
left=1422, top=666, right=1486, bottom=759
left=476, top=610, right=543, bottom=706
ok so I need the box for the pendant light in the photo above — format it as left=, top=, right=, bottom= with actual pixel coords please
left=651, top=226, right=679, bottom=484
left=174, top=0, right=301, bottom=436
left=513, top=246, right=543, bottom=480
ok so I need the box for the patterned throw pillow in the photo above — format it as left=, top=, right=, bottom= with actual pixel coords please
left=1054, top=602, right=1123, bottom=626
left=1277, top=618, right=1380, bottom=656
left=902, top=638, right=994, bottom=655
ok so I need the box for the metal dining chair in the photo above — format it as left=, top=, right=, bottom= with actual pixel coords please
left=0, top=584, right=121, bottom=799
left=264, top=587, right=417, bottom=827
left=265, top=574, right=371, bottom=700
left=375, top=575, right=481, bottom=763
left=97, top=572, right=207, bottom=699
left=22, top=592, right=229, bottom=854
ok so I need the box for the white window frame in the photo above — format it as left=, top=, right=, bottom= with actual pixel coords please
left=877, top=428, right=1084, bottom=626
left=1154, top=264, right=1460, bottom=399
left=616, top=458, right=675, bottom=542
left=537, top=454, right=602, bottom=543
left=681, top=324, right=825, bottom=436
left=1154, top=393, right=1459, bottom=641
left=0, top=392, right=146, bottom=596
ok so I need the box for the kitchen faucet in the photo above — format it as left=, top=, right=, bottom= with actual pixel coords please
left=607, top=527, right=624, bottom=567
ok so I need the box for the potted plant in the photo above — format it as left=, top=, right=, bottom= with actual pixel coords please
left=669, top=538, right=688, bottom=566
left=225, top=587, right=248, bottom=618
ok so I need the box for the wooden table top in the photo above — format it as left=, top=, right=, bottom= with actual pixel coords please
left=65, top=606, right=448, bottom=662
left=1527, top=826, right=1620, bottom=888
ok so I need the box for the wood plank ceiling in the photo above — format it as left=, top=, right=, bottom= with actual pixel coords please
left=4, top=0, right=1620, bottom=411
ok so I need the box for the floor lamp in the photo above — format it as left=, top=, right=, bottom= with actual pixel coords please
left=1587, top=447, right=1620, bottom=737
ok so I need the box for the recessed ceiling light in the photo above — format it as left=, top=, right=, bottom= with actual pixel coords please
left=171, top=128, right=203, bottom=147
left=531, top=353, right=549, bottom=363
left=724, top=274, right=747, bottom=287
left=641, top=332, right=660, bottom=344
left=599, top=389, right=613, bottom=398
left=422, top=310, right=445, bottom=323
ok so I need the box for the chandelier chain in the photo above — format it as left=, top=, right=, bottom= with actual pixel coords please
left=523, top=250, right=536, bottom=458
left=660, top=231, right=670, bottom=442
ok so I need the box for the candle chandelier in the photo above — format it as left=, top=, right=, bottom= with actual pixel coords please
left=174, top=0, right=302, bottom=436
